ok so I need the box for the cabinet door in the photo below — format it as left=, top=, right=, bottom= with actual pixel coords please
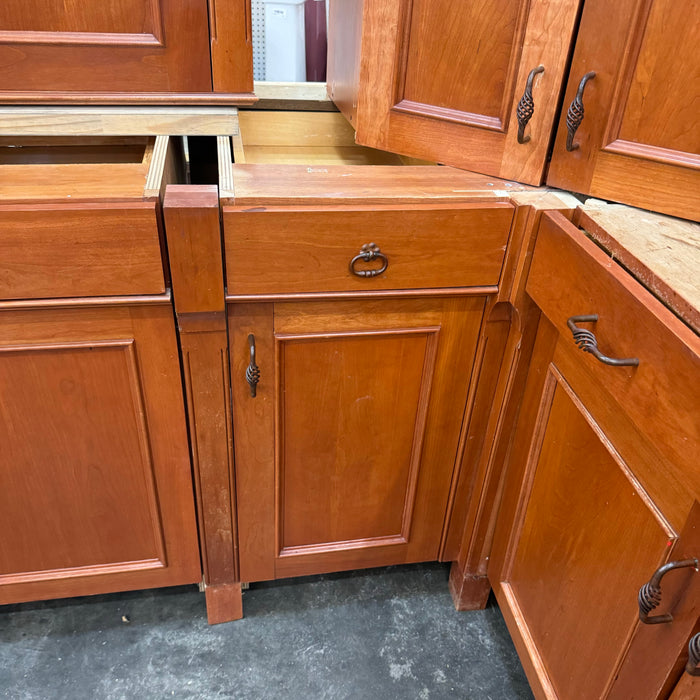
left=345, top=0, right=581, bottom=184
left=546, top=0, right=700, bottom=220
left=230, top=297, right=485, bottom=582
left=0, top=302, right=200, bottom=604
left=0, top=0, right=212, bottom=95
left=494, top=333, right=682, bottom=699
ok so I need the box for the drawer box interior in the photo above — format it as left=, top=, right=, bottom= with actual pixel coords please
left=0, top=135, right=185, bottom=300
left=0, top=135, right=182, bottom=204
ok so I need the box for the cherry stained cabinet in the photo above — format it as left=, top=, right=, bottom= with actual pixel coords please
left=489, top=213, right=700, bottom=699
left=230, top=297, right=486, bottom=581
left=0, top=0, right=253, bottom=99
left=222, top=196, right=516, bottom=584
left=546, top=0, right=700, bottom=220
left=329, top=0, right=582, bottom=184
left=0, top=302, right=201, bottom=604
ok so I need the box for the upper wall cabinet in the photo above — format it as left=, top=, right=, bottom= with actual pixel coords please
left=547, top=0, right=700, bottom=220
left=329, top=0, right=582, bottom=185
left=0, top=0, right=253, bottom=101
left=329, top=0, right=700, bottom=219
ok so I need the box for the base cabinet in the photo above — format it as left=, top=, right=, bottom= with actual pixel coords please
left=230, top=296, right=487, bottom=581
left=0, top=301, right=201, bottom=604
left=490, top=212, right=700, bottom=699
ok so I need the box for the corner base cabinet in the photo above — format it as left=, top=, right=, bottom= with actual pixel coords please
left=490, top=211, right=700, bottom=699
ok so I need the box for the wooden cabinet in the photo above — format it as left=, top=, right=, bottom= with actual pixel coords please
left=0, top=136, right=201, bottom=605
left=230, top=296, right=486, bottom=581
left=328, top=0, right=700, bottom=218
left=489, top=211, right=700, bottom=699
left=329, top=0, right=581, bottom=185
left=0, top=302, right=201, bottom=604
left=0, top=0, right=253, bottom=101
left=547, top=0, right=700, bottom=220
left=222, top=193, right=516, bottom=583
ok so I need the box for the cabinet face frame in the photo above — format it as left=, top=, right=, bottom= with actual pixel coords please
left=347, top=0, right=582, bottom=184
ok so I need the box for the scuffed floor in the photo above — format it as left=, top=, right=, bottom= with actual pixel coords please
left=0, top=563, right=533, bottom=699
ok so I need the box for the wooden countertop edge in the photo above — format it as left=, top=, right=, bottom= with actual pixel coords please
left=576, top=203, right=700, bottom=335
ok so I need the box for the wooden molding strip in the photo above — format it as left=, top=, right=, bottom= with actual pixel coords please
left=225, top=287, right=499, bottom=303
left=0, top=106, right=241, bottom=136
left=0, top=92, right=256, bottom=106
left=0, top=292, right=172, bottom=311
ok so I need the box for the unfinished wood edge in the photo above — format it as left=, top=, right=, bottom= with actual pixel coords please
left=508, top=189, right=582, bottom=210
left=144, top=135, right=170, bottom=199
left=218, top=136, right=235, bottom=201
left=254, top=81, right=330, bottom=101
left=0, top=106, right=241, bottom=136
left=231, top=129, right=246, bottom=164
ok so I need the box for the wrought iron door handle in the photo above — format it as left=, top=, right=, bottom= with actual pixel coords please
left=516, top=65, right=545, bottom=144
left=567, top=315, right=639, bottom=367
left=638, top=558, right=698, bottom=624
left=565, top=71, right=596, bottom=151
left=246, top=333, right=260, bottom=397
left=349, top=242, right=388, bottom=278
left=686, top=633, right=700, bottom=676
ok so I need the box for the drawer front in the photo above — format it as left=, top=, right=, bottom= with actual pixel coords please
left=0, top=203, right=165, bottom=300
left=224, top=204, right=514, bottom=295
left=527, top=212, right=700, bottom=475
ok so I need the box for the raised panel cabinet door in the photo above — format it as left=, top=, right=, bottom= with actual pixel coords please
left=547, top=0, right=700, bottom=220
left=346, top=0, right=581, bottom=184
left=231, top=297, right=485, bottom=582
left=0, top=0, right=212, bottom=95
left=498, top=360, right=679, bottom=700
left=0, top=302, right=201, bottom=604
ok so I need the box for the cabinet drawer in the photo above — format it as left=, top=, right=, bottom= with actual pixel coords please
left=527, top=212, right=700, bottom=474
left=0, top=136, right=177, bottom=300
left=224, top=204, right=514, bottom=295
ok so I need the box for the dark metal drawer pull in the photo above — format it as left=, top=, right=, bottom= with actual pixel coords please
left=565, top=71, right=596, bottom=151
left=638, top=558, right=699, bottom=624
left=516, top=65, right=545, bottom=144
left=349, top=242, right=388, bottom=278
left=686, top=633, right=700, bottom=676
left=567, top=315, right=639, bottom=367
left=246, top=333, right=260, bottom=397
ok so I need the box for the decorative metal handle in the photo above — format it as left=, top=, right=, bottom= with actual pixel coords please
left=565, top=71, right=596, bottom=151
left=349, top=242, right=388, bottom=278
left=516, top=65, right=545, bottom=144
left=638, top=558, right=698, bottom=624
left=686, top=633, right=700, bottom=676
left=246, top=333, right=260, bottom=397
left=567, top=315, right=639, bottom=367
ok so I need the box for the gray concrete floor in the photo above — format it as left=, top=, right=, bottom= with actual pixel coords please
left=0, top=563, right=533, bottom=699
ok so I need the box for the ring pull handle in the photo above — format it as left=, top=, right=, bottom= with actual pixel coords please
left=638, top=558, right=698, bottom=624
left=686, top=633, right=700, bottom=676
left=246, top=333, right=260, bottom=398
left=567, top=315, right=639, bottom=367
left=516, top=65, right=545, bottom=144
left=565, top=71, right=596, bottom=151
left=349, top=242, right=388, bottom=278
